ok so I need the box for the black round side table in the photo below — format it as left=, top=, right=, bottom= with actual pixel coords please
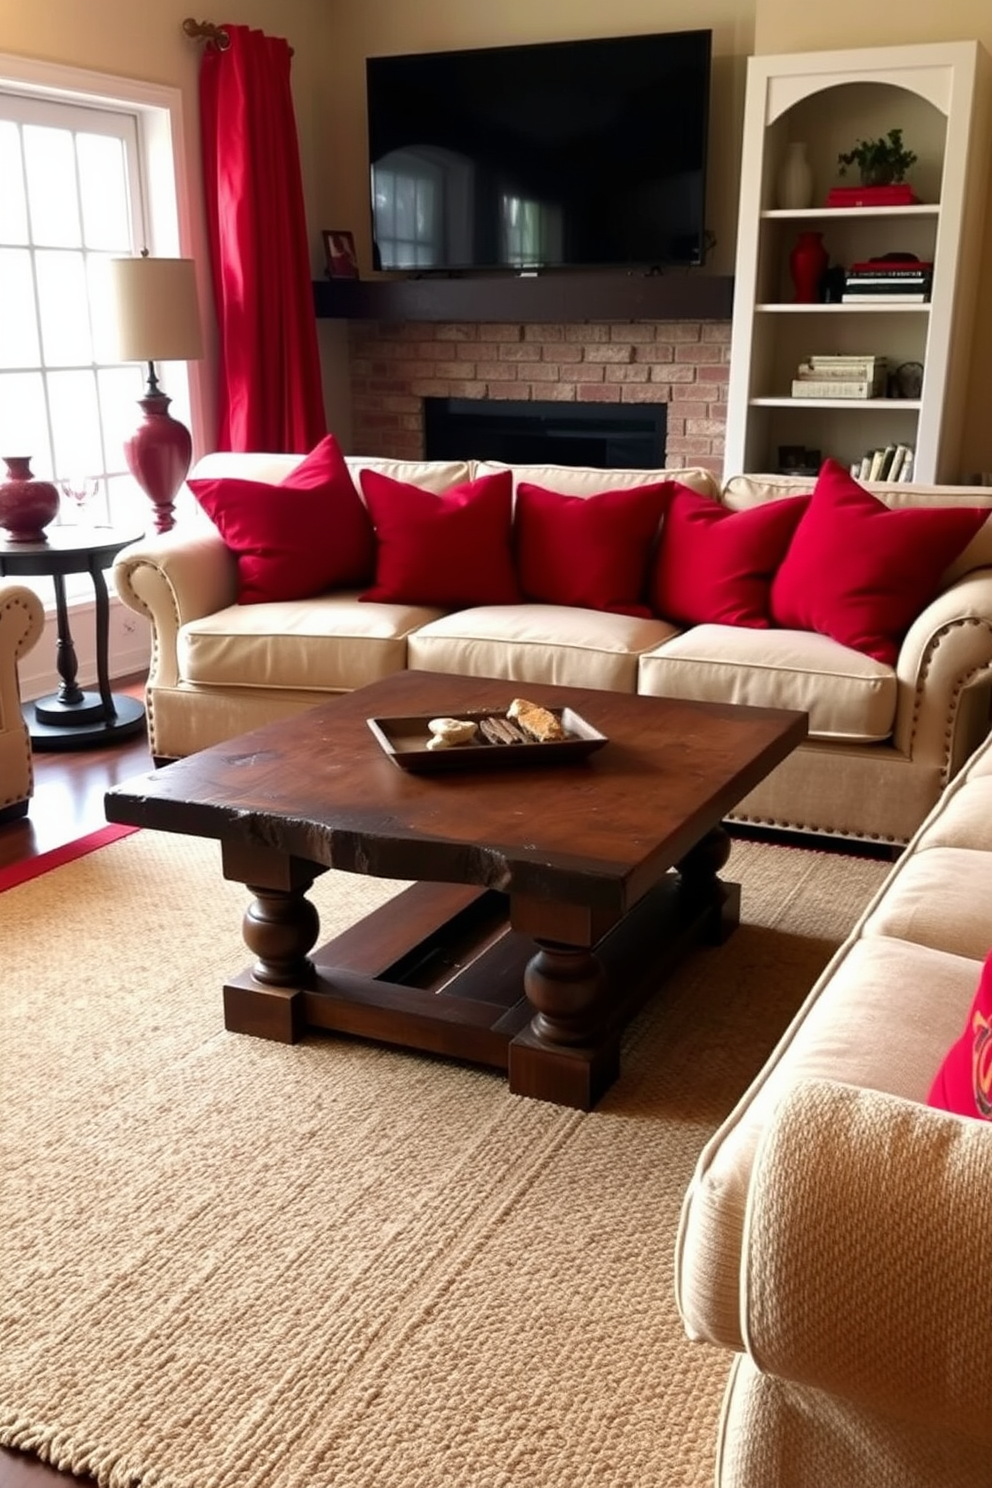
left=0, top=526, right=146, bottom=750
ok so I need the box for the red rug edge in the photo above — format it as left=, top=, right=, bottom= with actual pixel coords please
left=0, top=823, right=139, bottom=894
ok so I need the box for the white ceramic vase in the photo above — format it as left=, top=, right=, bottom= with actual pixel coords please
left=777, top=141, right=813, bottom=210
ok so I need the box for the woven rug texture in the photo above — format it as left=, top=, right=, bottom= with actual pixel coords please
left=0, top=832, right=889, bottom=1488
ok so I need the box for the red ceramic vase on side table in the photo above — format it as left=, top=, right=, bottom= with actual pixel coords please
left=789, top=231, right=829, bottom=303
left=0, top=456, right=60, bottom=542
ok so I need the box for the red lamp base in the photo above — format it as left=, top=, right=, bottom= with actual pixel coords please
left=123, top=391, right=192, bottom=534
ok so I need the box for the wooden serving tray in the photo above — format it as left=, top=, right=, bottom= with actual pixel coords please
left=366, top=708, right=608, bottom=773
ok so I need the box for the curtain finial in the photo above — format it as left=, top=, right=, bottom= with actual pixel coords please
left=182, top=18, right=231, bottom=51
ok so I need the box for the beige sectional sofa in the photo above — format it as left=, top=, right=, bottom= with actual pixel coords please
left=676, top=724, right=992, bottom=1486
left=112, top=454, right=992, bottom=847
left=0, top=581, right=44, bottom=822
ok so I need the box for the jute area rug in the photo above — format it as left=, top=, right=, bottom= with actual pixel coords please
left=0, top=831, right=889, bottom=1488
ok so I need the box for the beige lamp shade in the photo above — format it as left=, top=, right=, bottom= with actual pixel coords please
left=107, top=256, right=205, bottom=364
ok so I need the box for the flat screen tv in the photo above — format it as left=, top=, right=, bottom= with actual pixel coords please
left=366, top=30, right=712, bottom=274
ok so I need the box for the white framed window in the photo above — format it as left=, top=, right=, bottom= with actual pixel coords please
left=0, top=92, right=148, bottom=532
left=0, top=55, right=200, bottom=542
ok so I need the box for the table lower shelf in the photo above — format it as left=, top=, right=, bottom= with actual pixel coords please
left=222, top=868, right=740, bottom=1109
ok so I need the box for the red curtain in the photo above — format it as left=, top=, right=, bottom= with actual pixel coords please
left=199, top=25, right=326, bottom=452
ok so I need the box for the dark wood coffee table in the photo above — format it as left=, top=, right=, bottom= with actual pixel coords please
left=104, top=672, right=806, bottom=1108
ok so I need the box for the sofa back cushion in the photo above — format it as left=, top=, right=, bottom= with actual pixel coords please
left=769, top=460, right=990, bottom=664
left=724, top=472, right=992, bottom=586
left=651, top=486, right=809, bottom=627
left=474, top=460, right=719, bottom=500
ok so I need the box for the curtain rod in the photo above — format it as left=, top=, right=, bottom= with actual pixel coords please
left=182, top=17, right=294, bottom=54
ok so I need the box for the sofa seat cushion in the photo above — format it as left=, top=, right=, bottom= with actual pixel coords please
left=637, top=625, right=896, bottom=742
left=676, top=936, right=980, bottom=1351
left=407, top=604, right=677, bottom=693
left=178, top=594, right=443, bottom=693
left=859, top=846, right=992, bottom=962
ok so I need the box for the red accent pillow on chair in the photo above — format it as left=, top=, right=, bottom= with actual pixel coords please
left=513, top=480, right=671, bottom=617
left=770, top=460, right=989, bottom=663
left=651, top=486, right=809, bottom=627
left=928, top=950, right=992, bottom=1120
left=189, top=434, right=375, bottom=604
left=359, top=467, right=522, bottom=607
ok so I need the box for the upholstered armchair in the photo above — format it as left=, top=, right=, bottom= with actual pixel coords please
left=0, top=582, right=45, bottom=821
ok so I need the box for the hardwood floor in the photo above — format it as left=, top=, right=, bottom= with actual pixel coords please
left=1, top=676, right=152, bottom=1488
left=0, top=677, right=151, bottom=871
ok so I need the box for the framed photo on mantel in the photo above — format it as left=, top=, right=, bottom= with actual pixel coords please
left=322, top=229, right=359, bottom=280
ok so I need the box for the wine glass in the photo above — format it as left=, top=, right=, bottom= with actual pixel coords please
left=58, top=475, right=100, bottom=524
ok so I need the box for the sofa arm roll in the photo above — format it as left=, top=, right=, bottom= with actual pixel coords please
left=741, top=1078, right=992, bottom=1443
left=113, top=530, right=238, bottom=690
left=894, top=569, right=992, bottom=766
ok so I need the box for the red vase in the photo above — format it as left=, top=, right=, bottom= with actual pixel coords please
left=0, top=455, right=60, bottom=543
left=789, top=231, right=828, bottom=304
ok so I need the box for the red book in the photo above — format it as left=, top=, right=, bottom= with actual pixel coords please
left=826, top=184, right=919, bottom=207
left=849, top=260, right=932, bottom=273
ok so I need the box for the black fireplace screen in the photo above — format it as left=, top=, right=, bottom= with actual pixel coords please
left=424, top=398, right=667, bottom=470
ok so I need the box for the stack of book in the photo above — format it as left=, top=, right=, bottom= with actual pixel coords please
left=852, top=444, right=915, bottom=482
left=842, top=258, right=933, bottom=304
left=791, top=354, right=887, bottom=400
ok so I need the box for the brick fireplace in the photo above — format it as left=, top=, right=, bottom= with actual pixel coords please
left=347, top=318, right=731, bottom=474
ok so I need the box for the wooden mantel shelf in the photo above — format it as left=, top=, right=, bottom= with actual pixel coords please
left=312, top=272, right=734, bottom=323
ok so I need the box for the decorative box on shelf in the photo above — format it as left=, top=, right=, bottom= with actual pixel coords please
left=825, top=184, right=921, bottom=208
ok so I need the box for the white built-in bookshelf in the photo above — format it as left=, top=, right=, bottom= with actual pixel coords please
left=724, top=41, right=992, bottom=483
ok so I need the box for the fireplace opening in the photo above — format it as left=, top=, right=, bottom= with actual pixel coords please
left=424, top=398, right=667, bottom=469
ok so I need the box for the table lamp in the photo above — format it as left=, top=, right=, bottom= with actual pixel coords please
left=108, top=253, right=204, bottom=534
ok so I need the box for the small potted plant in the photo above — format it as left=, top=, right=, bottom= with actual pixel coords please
left=837, top=128, right=918, bottom=186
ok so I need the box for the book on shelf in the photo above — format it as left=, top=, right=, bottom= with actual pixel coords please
left=855, top=444, right=915, bottom=483
left=844, top=280, right=930, bottom=292
left=845, top=268, right=931, bottom=282
left=797, top=358, right=884, bottom=379
left=791, top=379, right=880, bottom=399
left=841, top=291, right=929, bottom=303
left=868, top=444, right=898, bottom=480
left=848, top=260, right=933, bottom=275
left=887, top=443, right=911, bottom=482
left=825, top=184, right=920, bottom=207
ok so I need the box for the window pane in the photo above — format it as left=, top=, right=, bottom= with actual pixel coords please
left=48, top=368, right=102, bottom=477
left=98, top=363, right=143, bottom=472
left=36, top=248, right=92, bottom=365
left=0, top=371, right=48, bottom=462
left=24, top=124, right=81, bottom=246
left=78, top=133, right=131, bottom=250
left=0, top=247, right=40, bottom=366
left=0, top=121, right=28, bottom=244
left=106, top=470, right=148, bottom=534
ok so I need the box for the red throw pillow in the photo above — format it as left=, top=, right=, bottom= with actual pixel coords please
left=359, top=467, right=522, bottom=607
left=189, top=434, right=375, bottom=605
left=514, top=480, right=671, bottom=617
left=770, top=460, right=989, bottom=664
left=651, top=486, right=810, bottom=627
left=928, top=950, right=992, bottom=1121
